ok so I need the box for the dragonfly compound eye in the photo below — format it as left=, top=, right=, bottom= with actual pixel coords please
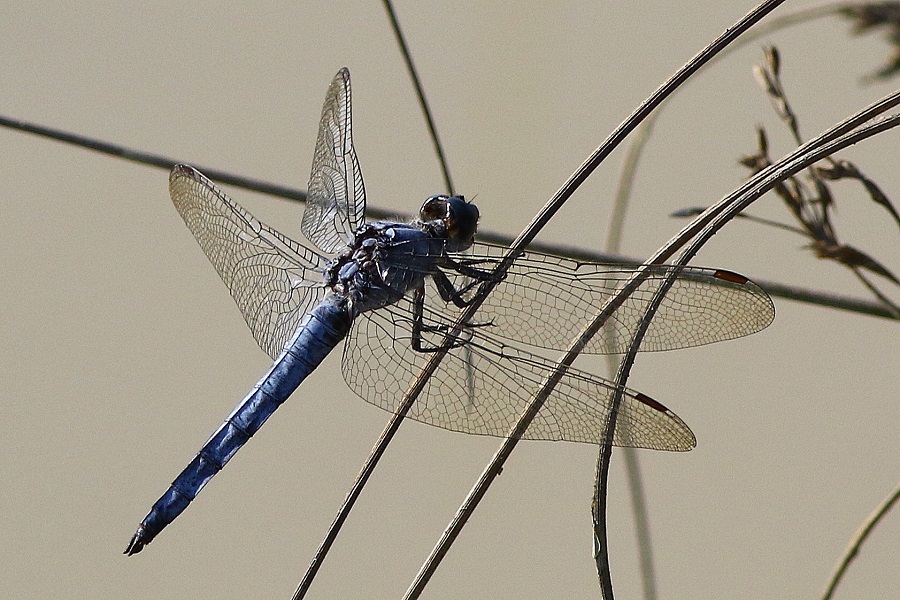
left=445, top=196, right=479, bottom=244
left=420, top=195, right=451, bottom=221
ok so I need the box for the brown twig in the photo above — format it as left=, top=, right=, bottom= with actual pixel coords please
left=820, top=480, right=900, bottom=600
left=740, top=46, right=900, bottom=310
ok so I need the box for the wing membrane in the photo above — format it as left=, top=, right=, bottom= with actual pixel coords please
left=343, top=298, right=696, bottom=450
left=427, top=242, right=774, bottom=354
left=303, top=67, right=366, bottom=254
left=170, top=165, right=329, bottom=359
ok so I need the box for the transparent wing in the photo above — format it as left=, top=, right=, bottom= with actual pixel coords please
left=342, top=298, right=696, bottom=451
left=303, top=67, right=366, bottom=254
left=431, top=242, right=774, bottom=354
left=170, top=165, right=330, bottom=359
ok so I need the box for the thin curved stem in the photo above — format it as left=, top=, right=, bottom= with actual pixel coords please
left=382, top=0, right=455, bottom=195
left=605, top=63, right=660, bottom=600
left=594, top=99, right=900, bottom=600
left=820, top=480, right=900, bottom=600
left=602, top=6, right=899, bottom=579
left=851, top=268, right=900, bottom=317
left=400, top=2, right=789, bottom=598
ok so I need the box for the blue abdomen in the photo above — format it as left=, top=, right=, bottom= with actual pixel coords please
left=125, top=295, right=352, bottom=554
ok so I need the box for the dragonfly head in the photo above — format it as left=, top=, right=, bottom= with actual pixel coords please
left=420, top=195, right=479, bottom=251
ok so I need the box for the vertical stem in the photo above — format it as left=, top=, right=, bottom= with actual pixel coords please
left=382, top=0, right=456, bottom=195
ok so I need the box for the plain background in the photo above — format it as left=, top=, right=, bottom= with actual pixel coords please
left=1, top=2, right=897, bottom=598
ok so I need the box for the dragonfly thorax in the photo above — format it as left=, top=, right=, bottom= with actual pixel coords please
left=324, top=226, right=384, bottom=310
left=324, top=222, right=442, bottom=317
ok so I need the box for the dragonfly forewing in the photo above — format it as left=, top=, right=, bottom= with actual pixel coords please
left=426, top=242, right=775, bottom=355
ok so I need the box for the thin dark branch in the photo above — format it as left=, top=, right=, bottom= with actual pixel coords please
left=606, top=104, right=654, bottom=254
left=820, top=480, right=900, bottom=600
left=729, top=212, right=810, bottom=235
left=851, top=268, right=900, bottom=316
left=381, top=0, right=455, bottom=195
left=0, top=115, right=181, bottom=172
left=606, top=70, right=659, bottom=600
left=595, top=101, right=900, bottom=600
left=291, top=410, right=398, bottom=599
left=1, top=114, right=893, bottom=320
left=398, top=2, right=790, bottom=598
left=0, top=114, right=411, bottom=221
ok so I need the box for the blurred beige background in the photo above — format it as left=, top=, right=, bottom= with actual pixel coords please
left=1, top=2, right=897, bottom=598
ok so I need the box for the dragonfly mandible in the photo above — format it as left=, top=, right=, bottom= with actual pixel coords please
left=125, top=68, right=774, bottom=555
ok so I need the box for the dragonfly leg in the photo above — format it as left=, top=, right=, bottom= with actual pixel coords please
left=409, top=285, right=488, bottom=352
left=430, top=264, right=502, bottom=308
left=445, top=256, right=502, bottom=280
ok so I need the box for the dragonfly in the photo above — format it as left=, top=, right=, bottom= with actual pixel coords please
left=125, top=67, right=774, bottom=555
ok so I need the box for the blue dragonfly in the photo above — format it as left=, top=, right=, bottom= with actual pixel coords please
left=125, top=68, right=774, bottom=555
